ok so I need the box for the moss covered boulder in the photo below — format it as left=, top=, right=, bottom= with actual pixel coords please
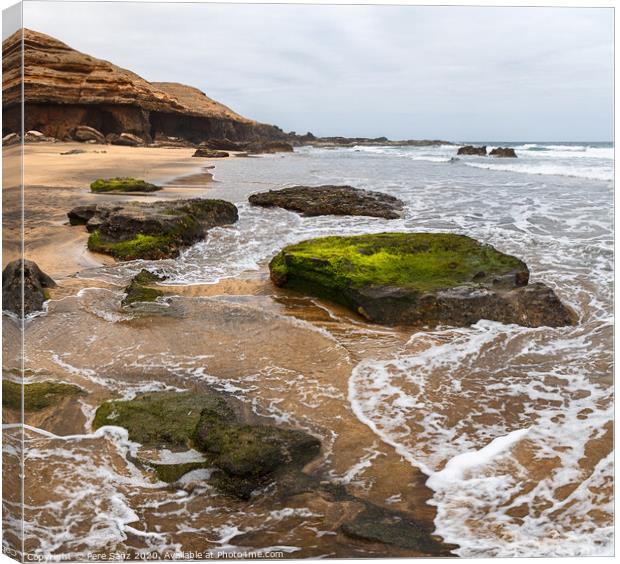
left=194, top=402, right=321, bottom=499
left=249, top=185, right=404, bottom=219
left=2, top=379, right=84, bottom=411
left=2, top=259, right=56, bottom=316
left=90, top=177, right=161, bottom=193
left=269, top=233, right=574, bottom=328
left=122, top=269, right=165, bottom=307
left=93, top=391, right=321, bottom=496
left=68, top=198, right=238, bottom=260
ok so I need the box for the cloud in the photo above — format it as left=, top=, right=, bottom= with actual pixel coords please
left=22, top=2, right=613, bottom=141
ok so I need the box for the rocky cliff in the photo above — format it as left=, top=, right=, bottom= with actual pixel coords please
left=2, top=28, right=287, bottom=143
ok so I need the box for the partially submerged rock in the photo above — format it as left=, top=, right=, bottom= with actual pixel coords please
left=90, top=177, right=161, bottom=193
left=192, top=148, right=229, bottom=158
left=341, top=503, right=454, bottom=555
left=457, top=145, right=487, bottom=156
left=269, top=233, right=574, bottom=328
left=2, top=379, right=84, bottom=411
left=194, top=401, right=321, bottom=499
left=68, top=198, right=238, bottom=260
left=249, top=185, right=404, bottom=219
left=2, top=259, right=56, bottom=316
left=246, top=140, right=294, bottom=154
left=489, top=147, right=517, bottom=158
left=122, top=269, right=165, bottom=307
left=93, top=391, right=321, bottom=498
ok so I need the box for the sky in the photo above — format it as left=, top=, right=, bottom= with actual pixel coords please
left=18, top=2, right=614, bottom=141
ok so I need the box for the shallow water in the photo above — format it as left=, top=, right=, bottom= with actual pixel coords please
left=4, top=142, right=613, bottom=558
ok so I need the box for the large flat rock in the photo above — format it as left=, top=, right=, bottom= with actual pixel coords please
left=249, top=185, right=405, bottom=219
left=269, top=233, right=574, bottom=328
left=68, top=198, right=238, bottom=260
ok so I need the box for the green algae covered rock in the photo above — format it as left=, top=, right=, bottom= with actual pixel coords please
left=2, top=379, right=84, bottom=411
left=270, top=232, right=574, bottom=328
left=90, top=177, right=161, bottom=193
left=68, top=198, right=238, bottom=260
left=122, top=269, right=165, bottom=307
left=92, top=391, right=321, bottom=496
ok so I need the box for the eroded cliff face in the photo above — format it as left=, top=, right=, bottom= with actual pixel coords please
left=2, top=28, right=287, bottom=143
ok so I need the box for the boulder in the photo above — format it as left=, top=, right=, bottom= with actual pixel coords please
left=92, top=391, right=321, bottom=498
left=68, top=198, right=238, bottom=260
left=194, top=402, right=321, bottom=499
left=269, top=233, right=574, bottom=328
left=122, top=269, right=165, bottom=307
left=2, top=133, right=20, bottom=146
left=24, top=129, right=55, bottom=143
left=457, top=145, right=487, bottom=156
left=249, top=185, right=404, bottom=219
left=489, top=147, right=517, bottom=158
left=90, top=177, right=161, bottom=193
left=2, top=259, right=56, bottom=316
left=192, top=148, right=229, bottom=158
left=3, top=380, right=84, bottom=411
left=200, top=138, right=246, bottom=151
left=341, top=504, right=454, bottom=555
left=106, top=132, right=144, bottom=146
left=245, top=140, right=294, bottom=154
left=73, top=125, right=105, bottom=144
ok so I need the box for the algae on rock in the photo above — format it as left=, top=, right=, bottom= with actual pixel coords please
left=269, top=232, right=574, bottom=328
left=2, top=379, right=84, bottom=411
left=90, top=177, right=161, bottom=193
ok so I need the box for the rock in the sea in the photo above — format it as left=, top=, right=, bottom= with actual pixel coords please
left=457, top=145, right=487, bottom=156
left=106, top=132, right=144, bottom=146
left=93, top=391, right=321, bottom=498
left=73, top=125, right=106, bottom=144
left=269, top=233, right=574, bottom=328
left=90, top=177, right=161, bottom=193
left=489, top=147, right=517, bottom=158
left=245, top=140, right=294, bottom=154
left=2, top=259, right=57, bottom=316
left=68, top=198, right=238, bottom=260
left=194, top=401, right=321, bottom=499
left=200, top=138, right=245, bottom=151
left=341, top=504, right=454, bottom=555
left=2, top=379, right=84, bottom=411
left=2, top=133, right=20, bottom=146
left=122, top=269, right=165, bottom=307
left=249, top=185, right=405, bottom=219
left=192, top=148, right=229, bottom=158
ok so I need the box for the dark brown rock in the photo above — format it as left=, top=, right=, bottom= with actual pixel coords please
left=457, top=145, right=487, bottom=156
left=245, top=140, right=294, bottom=154
left=489, top=147, right=517, bottom=158
left=192, top=148, right=229, bottom=158
left=249, top=185, right=404, bottom=219
left=200, top=138, right=246, bottom=151
left=2, top=259, right=56, bottom=316
left=341, top=504, right=455, bottom=556
left=269, top=233, right=575, bottom=328
left=68, top=198, right=238, bottom=260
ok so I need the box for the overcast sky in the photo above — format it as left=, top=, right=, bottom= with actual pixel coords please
left=20, top=2, right=614, bottom=141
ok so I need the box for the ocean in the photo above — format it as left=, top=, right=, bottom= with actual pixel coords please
left=11, top=141, right=613, bottom=558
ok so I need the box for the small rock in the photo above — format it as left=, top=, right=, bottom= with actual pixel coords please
left=60, top=149, right=87, bottom=155
left=489, top=147, right=517, bottom=158
left=192, top=148, right=229, bottom=158
left=106, top=132, right=144, bottom=146
left=2, top=133, right=20, bottom=146
left=2, top=259, right=56, bottom=316
left=73, top=125, right=106, bottom=144
left=457, top=145, right=487, bottom=156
